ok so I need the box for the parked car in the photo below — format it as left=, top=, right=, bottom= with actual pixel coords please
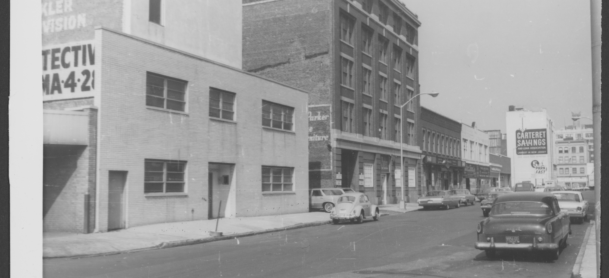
left=480, top=191, right=510, bottom=217
left=310, top=188, right=346, bottom=212
left=330, top=192, right=379, bottom=224
left=477, top=187, right=511, bottom=202
left=417, top=190, right=460, bottom=209
left=450, top=189, right=476, bottom=206
left=543, top=186, right=565, bottom=193
left=534, top=186, right=546, bottom=192
left=552, top=191, right=589, bottom=223
left=474, top=192, right=571, bottom=260
left=570, top=185, right=586, bottom=191
left=341, top=188, right=357, bottom=193
left=514, top=181, right=535, bottom=192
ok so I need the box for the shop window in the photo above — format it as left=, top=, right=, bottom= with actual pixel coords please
left=209, top=88, right=235, bottom=121
left=262, top=101, right=294, bottom=131
left=262, top=167, right=294, bottom=192
left=341, top=101, right=354, bottom=133
left=363, top=107, right=372, bottom=136
left=339, top=13, right=355, bottom=45
left=144, top=159, right=186, bottom=193
left=362, top=26, right=373, bottom=55
left=379, top=75, right=388, bottom=101
left=149, top=0, right=162, bottom=25
left=341, top=57, right=354, bottom=88
left=146, top=73, right=187, bottom=112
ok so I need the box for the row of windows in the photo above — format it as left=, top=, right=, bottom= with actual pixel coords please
left=144, top=160, right=294, bottom=194
left=556, top=133, right=593, bottom=140
left=463, top=139, right=488, bottom=162
left=557, top=156, right=586, bottom=164
left=558, top=146, right=585, bottom=154
left=558, top=167, right=586, bottom=175
left=358, top=0, right=418, bottom=45
left=145, top=73, right=295, bottom=131
left=422, top=130, right=460, bottom=158
left=343, top=102, right=415, bottom=144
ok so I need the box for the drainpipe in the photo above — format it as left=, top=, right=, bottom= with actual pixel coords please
left=589, top=0, right=601, bottom=276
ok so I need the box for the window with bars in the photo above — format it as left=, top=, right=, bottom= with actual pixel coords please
left=393, top=46, right=402, bottom=71
left=209, top=88, right=235, bottom=121
left=339, top=13, right=355, bottom=44
left=379, top=37, right=388, bottom=64
left=146, top=73, right=187, bottom=112
left=362, top=26, right=373, bottom=55
left=341, top=57, right=354, bottom=88
left=405, top=55, right=416, bottom=78
left=262, top=167, right=294, bottom=192
left=362, top=67, right=372, bottom=95
left=379, top=75, right=388, bottom=101
left=379, top=112, right=388, bottom=139
left=393, top=82, right=401, bottom=105
left=341, top=101, right=354, bottom=133
left=363, top=107, right=372, bottom=136
left=394, top=117, right=401, bottom=141
left=144, top=159, right=186, bottom=193
left=149, top=0, right=162, bottom=25
left=262, top=101, right=294, bottom=131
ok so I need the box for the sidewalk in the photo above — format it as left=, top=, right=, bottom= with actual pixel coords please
left=44, top=212, right=331, bottom=259
left=378, top=202, right=423, bottom=213
left=572, top=222, right=597, bottom=278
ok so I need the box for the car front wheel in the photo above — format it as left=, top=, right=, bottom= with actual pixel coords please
left=323, top=203, right=334, bottom=213
left=356, top=213, right=363, bottom=224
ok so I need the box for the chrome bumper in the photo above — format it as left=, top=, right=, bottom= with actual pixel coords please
left=475, top=241, right=559, bottom=251
left=330, top=214, right=357, bottom=220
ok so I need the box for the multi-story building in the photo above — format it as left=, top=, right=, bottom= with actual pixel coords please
left=505, top=106, right=555, bottom=187
left=43, top=0, right=309, bottom=233
left=554, top=140, right=589, bottom=187
left=419, top=107, right=463, bottom=192
left=461, top=123, right=491, bottom=194
left=484, top=130, right=506, bottom=155
left=489, top=154, right=511, bottom=187
left=242, top=0, right=424, bottom=204
left=554, top=124, right=594, bottom=163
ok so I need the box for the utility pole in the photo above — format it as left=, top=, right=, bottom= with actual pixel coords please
left=589, top=0, right=601, bottom=276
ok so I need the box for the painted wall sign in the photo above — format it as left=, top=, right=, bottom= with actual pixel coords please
left=42, top=41, right=96, bottom=101
left=308, top=105, right=332, bottom=170
left=478, top=166, right=491, bottom=178
left=464, top=163, right=477, bottom=178
left=531, top=160, right=547, bottom=174
left=516, top=129, right=548, bottom=155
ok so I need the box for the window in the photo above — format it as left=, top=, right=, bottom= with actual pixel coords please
left=580, top=167, right=585, bottom=174
left=262, top=167, right=294, bottom=192
left=559, top=168, right=564, bottom=174
left=557, top=134, right=564, bottom=139
left=577, top=134, right=582, bottom=140
left=149, top=0, right=162, bottom=24
left=209, top=88, right=235, bottom=120
left=363, top=107, right=373, bottom=136
left=559, top=156, right=563, bottom=163
left=341, top=101, right=354, bottom=133
left=572, top=168, right=577, bottom=174
left=406, top=89, right=414, bottom=111
left=341, top=57, right=354, bottom=88
left=362, top=26, right=373, bottom=55
left=579, top=146, right=584, bottom=153
left=362, top=67, right=372, bottom=95
left=572, top=156, right=576, bottom=163
left=378, top=2, right=389, bottom=24
left=564, top=147, right=569, bottom=154
left=144, top=159, right=186, bottom=193
left=392, top=13, right=402, bottom=34
left=572, top=147, right=576, bottom=153
left=339, top=14, right=355, bottom=44
left=379, top=37, right=389, bottom=64
left=422, top=130, right=427, bottom=151
left=580, top=156, right=584, bottom=163
left=462, top=139, right=467, bottom=158
left=565, top=168, right=569, bottom=174
left=146, top=73, right=187, bottom=112
left=585, top=133, right=593, bottom=138
left=379, top=75, right=388, bottom=101
left=393, top=82, right=401, bottom=105
left=393, top=46, right=402, bottom=71
left=408, top=122, right=415, bottom=145
left=362, top=0, right=372, bottom=13
left=405, top=25, right=417, bottom=45
left=379, top=112, right=388, bottom=139
left=262, top=101, right=294, bottom=131
left=405, top=55, right=416, bottom=78
left=394, top=117, right=401, bottom=141
left=558, top=147, right=563, bottom=154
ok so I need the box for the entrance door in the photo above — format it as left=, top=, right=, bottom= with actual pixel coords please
left=208, top=173, right=213, bottom=219
left=382, top=174, right=389, bottom=205
left=208, top=163, right=234, bottom=219
left=108, top=171, right=126, bottom=230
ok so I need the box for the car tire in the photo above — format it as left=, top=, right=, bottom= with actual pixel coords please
left=561, top=234, right=568, bottom=249
left=323, top=203, right=334, bottom=213
left=332, top=219, right=339, bottom=225
left=373, top=209, right=380, bottom=221
left=485, top=250, right=496, bottom=259
left=356, top=213, right=363, bottom=224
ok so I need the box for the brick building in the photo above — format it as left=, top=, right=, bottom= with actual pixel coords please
left=42, top=0, right=309, bottom=233
left=243, top=0, right=424, bottom=204
left=461, top=123, right=491, bottom=194
left=419, top=107, right=463, bottom=192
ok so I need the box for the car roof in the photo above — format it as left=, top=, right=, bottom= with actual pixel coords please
left=340, top=192, right=364, bottom=197
left=552, top=191, right=581, bottom=194
left=495, top=192, right=557, bottom=203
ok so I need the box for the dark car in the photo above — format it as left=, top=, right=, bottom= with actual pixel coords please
left=480, top=191, right=510, bottom=217
left=514, top=181, right=535, bottom=192
left=474, top=193, right=571, bottom=260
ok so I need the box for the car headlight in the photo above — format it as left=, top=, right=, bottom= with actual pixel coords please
left=477, top=222, right=483, bottom=234
left=545, top=223, right=553, bottom=234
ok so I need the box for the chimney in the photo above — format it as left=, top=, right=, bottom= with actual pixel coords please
left=508, top=105, right=515, bottom=111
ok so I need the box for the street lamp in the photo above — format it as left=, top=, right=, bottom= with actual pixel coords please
left=399, top=92, right=440, bottom=209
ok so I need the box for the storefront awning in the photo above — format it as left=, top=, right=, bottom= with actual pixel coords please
left=44, top=110, right=89, bottom=145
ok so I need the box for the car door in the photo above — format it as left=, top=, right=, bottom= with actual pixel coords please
left=311, top=190, right=323, bottom=209
left=360, top=195, right=371, bottom=216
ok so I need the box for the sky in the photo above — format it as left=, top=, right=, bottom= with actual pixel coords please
left=400, top=0, right=593, bottom=132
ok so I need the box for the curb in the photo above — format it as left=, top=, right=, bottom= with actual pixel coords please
left=571, top=221, right=594, bottom=278
left=44, top=220, right=332, bottom=260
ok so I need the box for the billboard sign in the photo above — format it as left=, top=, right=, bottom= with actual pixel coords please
left=308, top=105, right=332, bottom=170
left=516, top=128, right=547, bottom=155
left=42, top=41, right=96, bottom=101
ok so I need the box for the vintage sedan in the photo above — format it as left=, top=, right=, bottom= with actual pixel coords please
left=417, top=190, right=460, bottom=209
left=552, top=191, right=589, bottom=223
left=310, top=188, right=345, bottom=212
left=480, top=191, right=510, bottom=217
left=330, top=192, right=379, bottom=224
left=451, top=189, right=476, bottom=206
left=475, top=193, right=571, bottom=260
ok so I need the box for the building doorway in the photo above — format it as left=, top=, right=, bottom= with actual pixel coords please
left=108, top=171, right=127, bottom=231
left=466, top=178, right=471, bottom=191
left=340, top=149, right=358, bottom=189
left=208, top=163, right=235, bottom=219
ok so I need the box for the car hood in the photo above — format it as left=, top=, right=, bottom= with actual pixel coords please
left=484, top=215, right=553, bottom=234
left=558, top=201, right=585, bottom=209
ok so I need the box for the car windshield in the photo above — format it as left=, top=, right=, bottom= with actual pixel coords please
left=323, top=189, right=345, bottom=196
left=491, top=201, right=552, bottom=216
left=426, top=191, right=444, bottom=197
left=553, top=193, right=580, bottom=202
left=338, top=196, right=356, bottom=203
left=342, top=188, right=355, bottom=193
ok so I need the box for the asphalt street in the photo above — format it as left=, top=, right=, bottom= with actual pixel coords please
left=44, top=204, right=590, bottom=278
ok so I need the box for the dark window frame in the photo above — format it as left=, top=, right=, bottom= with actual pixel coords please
left=262, top=100, right=294, bottom=131
left=209, top=87, right=236, bottom=121
left=144, top=159, right=187, bottom=194
left=146, top=72, right=187, bottom=112
left=262, top=166, right=294, bottom=192
left=149, top=0, right=162, bottom=25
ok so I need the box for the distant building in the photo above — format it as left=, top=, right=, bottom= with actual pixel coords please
left=243, top=0, right=424, bottom=204
left=484, top=130, right=507, bottom=156
left=461, top=123, right=491, bottom=194
left=489, top=154, right=511, bottom=187
left=505, top=106, right=555, bottom=186
left=553, top=122, right=594, bottom=188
